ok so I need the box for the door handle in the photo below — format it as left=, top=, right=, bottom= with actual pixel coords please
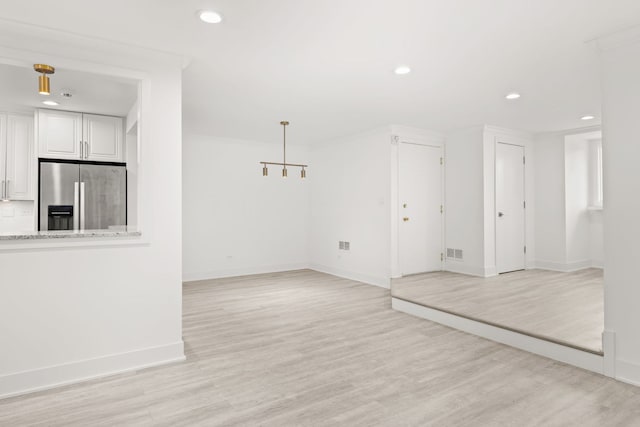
left=498, top=212, right=504, bottom=217
left=403, top=217, right=409, bottom=222
left=73, top=182, right=79, bottom=230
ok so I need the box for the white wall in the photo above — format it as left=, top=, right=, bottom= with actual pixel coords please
left=444, top=125, right=534, bottom=277
left=0, top=200, right=34, bottom=233
left=444, top=127, right=485, bottom=276
left=0, top=22, right=184, bottom=397
left=589, top=211, right=604, bottom=268
left=182, top=135, right=309, bottom=281
left=564, top=135, right=591, bottom=266
left=309, top=129, right=391, bottom=288
left=533, top=128, right=603, bottom=271
left=533, top=132, right=566, bottom=267
left=125, top=102, right=139, bottom=229
left=597, top=26, right=640, bottom=385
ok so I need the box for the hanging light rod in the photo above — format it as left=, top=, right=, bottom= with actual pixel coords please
left=260, top=121, right=308, bottom=178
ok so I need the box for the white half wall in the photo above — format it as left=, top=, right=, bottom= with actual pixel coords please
left=0, top=21, right=184, bottom=398
left=309, top=128, right=391, bottom=288
left=182, top=135, right=309, bottom=281
left=597, top=26, right=640, bottom=386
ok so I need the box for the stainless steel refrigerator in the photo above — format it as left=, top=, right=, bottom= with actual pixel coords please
left=39, top=161, right=126, bottom=231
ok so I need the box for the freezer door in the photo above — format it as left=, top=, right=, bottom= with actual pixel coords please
left=39, top=162, right=80, bottom=231
left=79, top=164, right=126, bottom=230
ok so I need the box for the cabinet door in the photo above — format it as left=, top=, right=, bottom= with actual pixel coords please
left=37, top=110, right=82, bottom=159
left=6, top=115, right=35, bottom=200
left=84, top=114, right=123, bottom=162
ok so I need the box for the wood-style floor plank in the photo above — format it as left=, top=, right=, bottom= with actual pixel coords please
left=1, top=269, right=637, bottom=426
left=392, top=269, right=604, bottom=352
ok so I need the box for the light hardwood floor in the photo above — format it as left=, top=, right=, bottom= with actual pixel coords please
left=392, top=269, right=604, bottom=353
left=2, top=269, right=638, bottom=426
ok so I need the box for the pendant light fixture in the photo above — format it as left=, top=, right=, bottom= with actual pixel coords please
left=260, top=121, right=308, bottom=179
left=34, top=64, right=55, bottom=95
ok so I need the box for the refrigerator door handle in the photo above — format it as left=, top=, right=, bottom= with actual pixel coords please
left=80, top=182, right=86, bottom=230
left=1, top=180, right=4, bottom=198
left=73, top=182, right=80, bottom=230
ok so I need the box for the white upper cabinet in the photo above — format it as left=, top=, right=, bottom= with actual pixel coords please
left=37, top=109, right=124, bottom=162
left=0, top=114, right=34, bottom=201
left=5, top=114, right=34, bottom=200
left=83, top=114, right=123, bottom=162
left=37, top=110, right=82, bottom=160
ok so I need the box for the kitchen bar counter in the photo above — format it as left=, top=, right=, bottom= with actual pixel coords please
left=0, top=228, right=141, bottom=241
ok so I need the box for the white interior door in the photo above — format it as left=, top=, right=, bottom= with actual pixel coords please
left=496, top=142, right=526, bottom=273
left=399, top=143, right=443, bottom=275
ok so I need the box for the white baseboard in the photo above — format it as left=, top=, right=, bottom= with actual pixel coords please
left=309, top=263, right=390, bottom=289
left=535, top=259, right=593, bottom=272
left=615, top=359, right=640, bottom=387
left=603, top=329, right=616, bottom=378
left=183, top=263, right=309, bottom=282
left=0, top=341, right=185, bottom=400
left=392, top=297, right=604, bottom=375
left=483, top=266, right=498, bottom=277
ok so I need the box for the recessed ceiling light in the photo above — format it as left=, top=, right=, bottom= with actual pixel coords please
left=505, top=93, right=521, bottom=100
left=42, top=100, right=59, bottom=106
left=581, top=115, right=595, bottom=121
left=198, top=10, right=223, bottom=24
left=394, top=66, right=411, bottom=75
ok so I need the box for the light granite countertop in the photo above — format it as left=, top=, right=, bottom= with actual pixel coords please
left=0, top=228, right=142, bottom=241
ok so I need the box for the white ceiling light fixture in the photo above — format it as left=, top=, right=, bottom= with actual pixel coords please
left=394, top=66, right=411, bottom=75
left=581, top=115, right=595, bottom=121
left=260, top=121, right=308, bottom=179
left=505, top=92, right=521, bottom=100
left=198, top=10, right=223, bottom=24
left=42, top=100, right=59, bottom=106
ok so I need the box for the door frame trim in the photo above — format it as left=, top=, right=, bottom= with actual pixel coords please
left=391, top=135, right=445, bottom=278
left=494, top=140, right=526, bottom=274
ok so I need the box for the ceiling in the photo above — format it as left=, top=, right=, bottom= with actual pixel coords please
left=0, top=63, right=137, bottom=116
left=2, top=0, right=640, bottom=144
